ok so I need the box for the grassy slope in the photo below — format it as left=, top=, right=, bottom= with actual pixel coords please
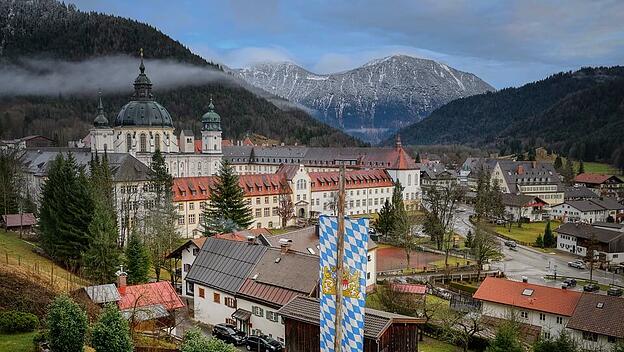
left=0, top=332, right=37, bottom=352
left=491, top=221, right=561, bottom=245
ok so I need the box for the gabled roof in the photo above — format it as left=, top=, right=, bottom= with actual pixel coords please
left=165, top=237, right=207, bottom=259
left=554, top=200, right=606, bottom=212
left=172, top=173, right=289, bottom=202
left=575, top=173, right=623, bottom=185
left=495, top=160, right=562, bottom=193
left=555, top=223, right=624, bottom=251
left=278, top=296, right=423, bottom=339
left=590, top=197, right=624, bottom=211
left=501, top=194, right=545, bottom=208
left=473, top=277, right=582, bottom=316
left=564, top=186, right=598, bottom=200
left=83, top=284, right=121, bottom=304
left=2, top=213, right=36, bottom=227
left=185, top=237, right=267, bottom=294
left=391, top=283, right=427, bottom=294
left=567, top=293, right=624, bottom=338
left=117, top=281, right=185, bottom=311
left=309, top=169, right=394, bottom=192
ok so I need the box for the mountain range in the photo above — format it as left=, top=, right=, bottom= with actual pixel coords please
left=233, top=56, right=493, bottom=143
left=391, top=66, right=624, bottom=163
left=0, top=0, right=361, bottom=148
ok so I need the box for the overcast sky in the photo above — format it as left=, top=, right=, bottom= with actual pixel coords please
left=71, top=0, right=624, bottom=88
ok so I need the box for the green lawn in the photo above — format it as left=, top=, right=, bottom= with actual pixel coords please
left=491, top=221, right=560, bottom=245
left=0, top=332, right=37, bottom=352
left=575, top=161, right=619, bottom=175
left=419, top=337, right=463, bottom=352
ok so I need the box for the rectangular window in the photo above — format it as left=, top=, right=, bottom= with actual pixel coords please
left=178, top=217, right=185, bottom=225
left=539, top=313, right=546, bottom=321
left=184, top=264, right=191, bottom=272
left=255, top=209, right=261, bottom=218
left=264, top=197, right=269, bottom=204
left=582, top=331, right=598, bottom=342
left=224, top=297, right=236, bottom=308
left=272, top=207, right=278, bottom=216
left=188, top=214, right=196, bottom=224
left=264, top=208, right=270, bottom=217
left=266, top=311, right=279, bottom=322
left=213, top=292, right=221, bottom=303
left=520, top=311, right=528, bottom=319
left=256, top=197, right=261, bottom=205
left=273, top=196, right=278, bottom=203
left=556, top=316, right=563, bottom=324
left=198, top=287, right=205, bottom=298
left=189, top=202, right=195, bottom=210
left=178, top=203, right=184, bottom=211
left=367, top=254, right=371, bottom=262
left=252, top=306, right=264, bottom=317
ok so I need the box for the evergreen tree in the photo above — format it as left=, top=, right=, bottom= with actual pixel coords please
left=391, top=180, right=405, bottom=212
left=0, top=150, right=22, bottom=216
left=489, top=180, right=505, bottom=220
left=202, top=160, right=253, bottom=235
left=535, top=234, right=544, bottom=248
left=563, top=158, right=575, bottom=185
left=91, top=305, right=133, bottom=352
left=527, top=148, right=536, bottom=161
left=486, top=322, right=523, bottom=352
left=465, top=230, right=473, bottom=248
left=46, top=295, right=88, bottom=352
left=125, top=230, right=150, bottom=284
left=39, top=153, right=94, bottom=267
left=83, top=153, right=121, bottom=284
left=554, top=156, right=563, bottom=171
left=474, top=168, right=491, bottom=221
left=373, top=199, right=395, bottom=238
left=415, top=153, right=421, bottom=163
left=150, top=150, right=173, bottom=202
left=543, top=221, right=555, bottom=248
left=577, top=160, right=585, bottom=175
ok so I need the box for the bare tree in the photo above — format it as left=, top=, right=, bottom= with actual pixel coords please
left=423, top=183, right=464, bottom=250
left=471, top=226, right=503, bottom=281
left=392, top=209, right=425, bottom=269
left=441, top=310, right=486, bottom=352
left=277, top=179, right=294, bottom=228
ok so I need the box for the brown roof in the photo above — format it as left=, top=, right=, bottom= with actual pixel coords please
left=473, top=277, right=582, bottom=316
left=118, top=281, right=185, bottom=311
left=238, top=279, right=304, bottom=308
left=2, top=213, right=36, bottom=227
left=309, top=169, right=394, bottom=192
left=165, top=237, right=206, bottom=259
left=278, top=296, right=423, bottom=339
left=575, top=173, right=622, bottom=185
left=567, top=293, right=624, bottom=338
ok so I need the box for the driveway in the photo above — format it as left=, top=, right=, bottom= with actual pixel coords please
left=175, top=303, right=247, bottom=351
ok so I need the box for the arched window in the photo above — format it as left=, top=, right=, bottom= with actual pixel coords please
left=140, top=133, right=147, bottom=152
left=408, top=174, right=412, bottom=186
left=126, top=134, right=132, bottom=152
left=154, top=134, right=160, bottom=151
left=297, top=179, right=307, bottom=190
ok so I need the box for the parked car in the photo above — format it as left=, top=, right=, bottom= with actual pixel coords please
left=607, top=287, right=623, bottom=297
left=504, top=240, right=517, bottom=249
left=562, top=278, right=577, bottom=288
left=583, top=283, right=600, bottom=292
left=568, top=260, right=586, bottom=269
left=495, top=219, right=506, bottom=225
left=212, top=323, right=246, bottom=345
left=245, top=335, right=284, bottom=352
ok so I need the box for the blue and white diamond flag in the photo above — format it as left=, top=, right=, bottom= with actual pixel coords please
left=319, top=215, right=368, bottom=352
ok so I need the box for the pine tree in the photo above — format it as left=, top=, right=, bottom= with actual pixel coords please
left=202, top=160, right=253, bottom=235
left=125, top=230, right=150, bottom=284
left=543, top=221, right=555, bottom=248
left=150, top=150, right=173, bottom=202
left=373, top=199, right=395, bottom=238
left=415, top=153, right=421, bottom=163
left=91, top=305, right=133, bottom=352
left=577, top=160, right=585, bottom=175
left=465, top=230, right=473, bottom=248
left=474, top=168, right=491, bottom=221
left=535, top=234, right=544, bottom=248
left=563, top=158, right=575, bottom=185
left=39, top=153, right=94, bottom=267
left=554, top=156, right=563, bottom=171
left=391, top=180, right=405, bottom=212
left=489, top=180, right=505, bottom=220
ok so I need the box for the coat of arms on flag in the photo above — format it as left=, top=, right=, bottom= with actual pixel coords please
left=318, top=215, right=368, bottom=352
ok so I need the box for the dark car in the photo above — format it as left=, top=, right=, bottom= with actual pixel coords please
left=212, top=323, right=246, bottom=346
left=245, top=335, right=284, bottom=352
left=583, top=283, right=600, bottom=292
left=562, top=278, right=577, bottom=288
left=607, top=287, right=623, bottom=297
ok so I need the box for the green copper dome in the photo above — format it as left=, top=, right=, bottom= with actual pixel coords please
left=201, top=99, right=221, bottom=131
left=113, top=50, right=174, bottom=127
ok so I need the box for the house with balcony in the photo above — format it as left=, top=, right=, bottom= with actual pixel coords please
left=555, top=222, right=624, bottom=264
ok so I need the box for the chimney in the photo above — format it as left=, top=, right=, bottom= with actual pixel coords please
left=116, top=265, right=127, bottom=294
left=279, top=238, right=292, bottom=253
left=246, top=235, right=256, bottom=245
left=517, top=165, right=525, bottom=175
left=522, top=276, right=528, bottom=283
left=531, top=161, right=536, bottom=168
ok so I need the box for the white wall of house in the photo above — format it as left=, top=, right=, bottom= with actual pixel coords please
left=366, top=248, right=377, bottom=291
left=181, top=244, right=200, bottom=297
left=550, top=204, right=607, bottom=224
left=386, top=169, right=421, bottom=210
left=236, top=298, right=286, bottom=342
left=505, top=205, right=543, bottom=222
left=481, top=301, right=569, bottom=338
left=193, top=285, right=237, bottom=327
left=557, top=234, right=581, bottom=256
left=567, top=328, right=622, bottom=350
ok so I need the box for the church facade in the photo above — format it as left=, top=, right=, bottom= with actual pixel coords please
left=89, top=53, right=223, bottom=178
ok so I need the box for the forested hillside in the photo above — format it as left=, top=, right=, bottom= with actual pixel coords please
left=392, top=66, right=624, bottom=162
left=0, top=0, right=362, bottom=147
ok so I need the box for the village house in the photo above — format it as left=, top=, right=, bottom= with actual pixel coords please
left=574, top=173, right=624, bottom=198
left=185, top=237, right=319, bottom=343
left=472, top=277, right=582, bottom=339
left=0, top=135, right=54, bottom=151
left=262, top=226, right=378, bottom=291
left=490, top=160, right=564, bottom=206
left=278, top=295, right=424, bottom=352
left=1, top=213, right=37, bottom=233
left=419, top=163, right=458, bottom=190
left=550, top=200, right=609, bottom=224
left=501, top=194, right=547, bottom=222
left=555, top=222, right=624, bottom=264
left=566, top=293, right=624, bottom=350
left=564, top=185, right=599, bottom=201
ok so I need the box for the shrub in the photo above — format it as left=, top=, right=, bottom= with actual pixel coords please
left=449, top=281, right=478, bottom=294
left=91, top=305, right=133, bottom=352
left=0, top=310, right=39, bottom=333
left=46, top=295, right=88, bottom=352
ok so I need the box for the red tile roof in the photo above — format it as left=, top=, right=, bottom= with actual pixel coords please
left=391, top=283, right=427, bottom=295
left=575, top=173, right=620, bottom=185
left=194, top=140, right=202, bottom=153
left=173, top=174, right=289, bottom=202
left=473, top=277, right=582, bottom=316
left=243, top=137, right=254, bottom=146
left=309, top=169, right=394, bottom=192
left=2, top=213, right=36, bottom=227
left=221, top=139, right=233, bottom=147
left=117, top=281, right=185, bottom=311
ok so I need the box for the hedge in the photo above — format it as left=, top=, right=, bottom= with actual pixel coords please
left=0, top=310, right=39, bottom=333
left=449, top=281, right=479, bottom=294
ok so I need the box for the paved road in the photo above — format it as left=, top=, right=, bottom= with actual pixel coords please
left=450, top=204, right=624, bottom=289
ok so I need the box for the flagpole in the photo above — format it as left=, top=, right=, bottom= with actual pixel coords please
left=334, top=163, right=346, bottom=352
